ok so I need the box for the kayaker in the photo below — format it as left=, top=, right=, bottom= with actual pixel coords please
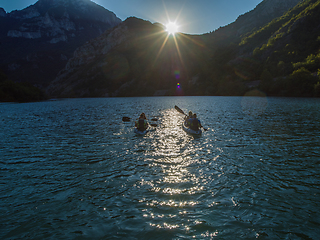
left=185, top=111, right=193, bottom=120
left=135, top=113, right=148, bottom=131
left=190, top=113, right=202, bottom=131
left=184, top=111, right=193, bottom=127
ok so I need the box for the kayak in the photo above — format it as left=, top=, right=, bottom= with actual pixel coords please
left=134, top=128, right=149, bottom=135
left=182, top=121, right=202, bottom=135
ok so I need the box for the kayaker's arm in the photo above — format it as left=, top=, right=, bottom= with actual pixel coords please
left=199, top=120, right=208, bottom=131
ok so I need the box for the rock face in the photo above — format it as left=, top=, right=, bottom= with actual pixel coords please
left=0, top=0, right=121, bottom=87
left=65, top=24, right=130, bottom=70
left=7, top=30, right=42, bottom=39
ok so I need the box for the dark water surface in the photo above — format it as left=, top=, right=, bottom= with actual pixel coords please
left=1, top=97, right=320, bottom=239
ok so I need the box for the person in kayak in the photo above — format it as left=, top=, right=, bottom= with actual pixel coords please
left=190, top=113, right=202, bottom=131
left=184, top=111, right=193, bottom=127
left=135, top=113, right=148, bottom=131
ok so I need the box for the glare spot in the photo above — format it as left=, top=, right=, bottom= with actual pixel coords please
left=166, top=21, right=179, bottom=35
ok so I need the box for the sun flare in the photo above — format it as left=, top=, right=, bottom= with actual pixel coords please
left=165, top=21, right=179, bottom=35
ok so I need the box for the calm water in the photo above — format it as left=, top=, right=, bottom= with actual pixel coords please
left=1, top=96, right=320, bottom=239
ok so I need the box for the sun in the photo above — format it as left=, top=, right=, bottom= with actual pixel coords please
left=165, top=21, right=179, bottom=35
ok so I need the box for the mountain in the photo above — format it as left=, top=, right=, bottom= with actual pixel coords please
left=216, top=0, right=301, bottom=37
left=48, top=0, right=314, bottom=98
left=0, top=8, right=6, bottom=17
left=223, top=0, right=320, bottom=97
left=0, top=0, right=121, bottom=88
left=47, top=17, right=209, bottom=97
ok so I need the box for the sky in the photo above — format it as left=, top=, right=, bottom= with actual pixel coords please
left=0, top=0, right=263, bottom=34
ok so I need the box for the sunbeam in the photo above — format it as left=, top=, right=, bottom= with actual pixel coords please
left=165, top=21, right=179, bottom=35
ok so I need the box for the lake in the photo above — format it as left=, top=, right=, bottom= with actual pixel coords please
left=1, top=96, right=320, bottom=239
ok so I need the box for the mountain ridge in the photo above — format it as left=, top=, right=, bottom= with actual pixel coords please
left=2, top=0, right=319, bottom=100
left=0, top=0, right=121, bottom=88
left=47, top=0, right=312, bottom=98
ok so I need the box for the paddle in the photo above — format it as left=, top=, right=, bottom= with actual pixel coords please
left=174, top=105, right=187, bottom=116
left=201, top=125, right=208, bottom=131
left=122, top=116, right=131, bottom=122
left=174, top=105, right=207, bottom=131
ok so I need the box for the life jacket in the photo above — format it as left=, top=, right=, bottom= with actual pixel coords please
left=137, top=119, right=147, bottom=131
left=190, top=118, right=199, bottom=131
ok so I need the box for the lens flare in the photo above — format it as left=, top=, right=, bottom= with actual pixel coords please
left=174, top=70, right=180, bottom=79
left=165, top=21, right=179, bottom=35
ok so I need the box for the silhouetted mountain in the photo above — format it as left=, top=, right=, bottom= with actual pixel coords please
left=0, top=8, right=6, bottom=17
left=47, top=0, right=320, bottom=98
left=0, top=0, right=121, bottom=88
left=48, top=17, right=208, bottom=97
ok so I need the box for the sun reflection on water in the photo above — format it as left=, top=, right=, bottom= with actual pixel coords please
left=138, top=108, right=210, bottom=232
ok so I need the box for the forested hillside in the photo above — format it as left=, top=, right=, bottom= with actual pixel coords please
left=209, top=0, right=320, bottom=97
left=0, top=70, right=47, bottom=102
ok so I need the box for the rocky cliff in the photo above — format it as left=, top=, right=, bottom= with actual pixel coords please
left=0, top=0, right=121, bottom=87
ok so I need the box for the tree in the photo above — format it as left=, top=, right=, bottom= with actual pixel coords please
left=259, top=69, right=273, bottom=93
left=0, top=70, right=7, bottom=82
left=287, top=67, right=318, bottom=97
left=314, top=82, right=320, bottom=97
left=315, top=69, right=320, bottom=97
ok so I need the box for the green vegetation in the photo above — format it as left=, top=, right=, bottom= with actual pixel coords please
left=215, top=0, right=320, bottom=97
left=0, top=70, right=47, bottom=102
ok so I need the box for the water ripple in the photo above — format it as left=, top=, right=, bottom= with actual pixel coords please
left=1, top=97, right=320, bottom=239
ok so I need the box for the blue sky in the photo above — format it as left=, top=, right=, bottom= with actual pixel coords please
left=0, top=0, right=263, bottom=34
